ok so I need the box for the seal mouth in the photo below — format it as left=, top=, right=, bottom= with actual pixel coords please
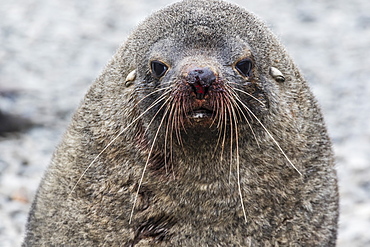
left=187, top=108, right=214, bottom=120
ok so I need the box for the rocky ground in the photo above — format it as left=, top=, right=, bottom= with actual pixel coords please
left=0, top=0, right=369, bottom=246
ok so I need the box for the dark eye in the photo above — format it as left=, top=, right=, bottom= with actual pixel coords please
left=235, top=58, right=253, bottom=77
left=151, top=60, right=168, bottom=78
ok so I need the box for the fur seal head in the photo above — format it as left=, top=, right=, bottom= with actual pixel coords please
left=127, top=2, right=288, bottom=153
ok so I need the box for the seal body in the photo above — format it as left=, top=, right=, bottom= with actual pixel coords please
left=24, top=0, right=338, bottom=246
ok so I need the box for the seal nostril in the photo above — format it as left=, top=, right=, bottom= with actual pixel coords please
left=187, top=67, right=216, bottom=99
left=192, top=83, right=208, bottom=100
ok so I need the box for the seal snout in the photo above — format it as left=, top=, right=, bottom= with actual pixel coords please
left=186, top=67, right=216, bottom=100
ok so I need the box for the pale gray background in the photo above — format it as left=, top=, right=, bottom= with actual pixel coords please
left=0, top=0, right=369, bottom=246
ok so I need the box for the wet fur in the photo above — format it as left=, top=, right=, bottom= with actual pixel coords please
left=24, top=0, right=338, bottom=246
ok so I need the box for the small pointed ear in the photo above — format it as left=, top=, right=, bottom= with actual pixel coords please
left=124, top=69, right=136, bottom=87
left=269, top=67, right=285, bottom=83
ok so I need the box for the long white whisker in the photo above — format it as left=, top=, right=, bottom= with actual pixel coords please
left=227, top=88, right=261, bottom=148
left=229, top=98, right=248, bottom=223
left=213, top=96, right=224, bottom=158
left=129, top=100, right=172, bottom=224
left=233, top=92, right=302, bottom=176
left=219, top=96, right=228, bottom=162
left=143, top=94, right=172, bottom=136
left=69, top=128, right=125, bottom=196
left=69, top=87, right=171, bottom=195
left=165, top=95, right=181, bottom=174
left=225, top=100, right=234, bottom=185
left=231, top=87, right=266, bottom=107
left=133, top=84, right=172, bottom=108
left=164, top=107, right=173, bottom=174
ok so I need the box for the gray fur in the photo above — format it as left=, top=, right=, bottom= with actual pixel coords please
left=23, top=0, right=338, bottom=246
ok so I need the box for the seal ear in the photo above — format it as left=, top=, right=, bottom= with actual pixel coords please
left=269, top=67, right=285, bottom=83
left=125, top=69, right=137, bottom=87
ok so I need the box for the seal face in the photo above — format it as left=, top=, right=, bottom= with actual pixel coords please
left=23, top=0, right=338, bottom=246
left=137, top=33, right=267, bottom=147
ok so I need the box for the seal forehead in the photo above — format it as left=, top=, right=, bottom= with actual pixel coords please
left=127, top=0, right=285, bottom=74
left=132, top=0, right=241, bottom=48
left=190, top=25, right=217, bottom=40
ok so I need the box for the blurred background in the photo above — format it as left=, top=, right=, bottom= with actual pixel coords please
left=0, top=0, right=369, bottom=246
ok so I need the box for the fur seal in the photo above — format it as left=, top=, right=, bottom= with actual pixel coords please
left=23, top=0, right=339, bottom=245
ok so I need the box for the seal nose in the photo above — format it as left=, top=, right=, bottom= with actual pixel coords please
left=186, top=67, right=216, bottom=100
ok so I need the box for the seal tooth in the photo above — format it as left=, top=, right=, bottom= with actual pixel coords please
left=269, top=67, right=285, bottom=83
left=125, top=69, right=137, bottom=87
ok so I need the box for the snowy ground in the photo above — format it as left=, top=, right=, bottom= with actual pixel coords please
left=0, top=0, right=369, bottom=246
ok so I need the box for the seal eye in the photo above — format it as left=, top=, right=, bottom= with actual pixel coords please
left=151, top=61, right=168, bottom=78
left=235, top=58, right=253, bottom=77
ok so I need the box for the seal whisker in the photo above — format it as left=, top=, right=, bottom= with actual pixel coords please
left=212, top=105, right=223, bottom=159
left=142, top=93, right=172, bottom=137
left=69, top=90, right=172, bottom=195
left=168, top=96, right=185, bottom=178
left=233, top=94, right=302, bottom=176
left=223, top=97, right=234, bottom=184
left=164, top=103, right=173, bottom=174
left=209, top=93, right=222, bottom=129
left=167, top=94, right=184, bottom=166
left=162, top=91, right=184, bottom=176
left=176, top=96, right=186, bottom=144
left=166, top=94, right=185, bottom=172
left=215, top=95, right=224, bottom=130
left=168, top=101, right=177, bottom=165
left=230, top=85, right=266, bottom=107
left=221, top=95, right=230, bottom=161
left=133, top=85, right=171, bottom=108
left=210, top=93, right=223, bottom=157
left=68, top=127, right=126, bottom=196
left=213, top=92, right=228, bottom=161
left=170, top=95, right=185, bottom=148
left=129, top=97, right=173, bottom=224
left=226, top=87, right=261, bottom=148
left=228, top=96, right=248, bottom=223
left=221, top=90, right=248, bottom=222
